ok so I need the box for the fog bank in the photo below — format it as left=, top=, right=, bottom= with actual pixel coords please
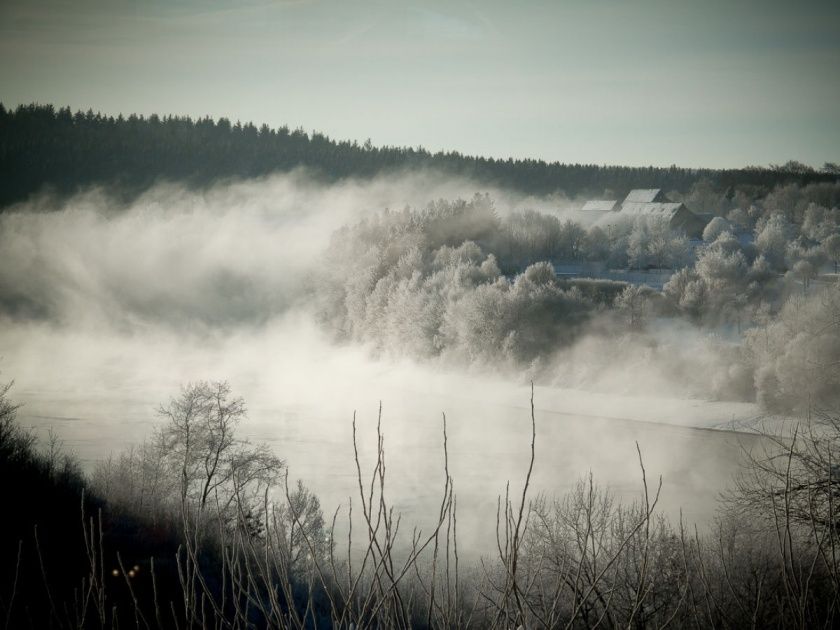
left=0, top=172, right=764, bottom=552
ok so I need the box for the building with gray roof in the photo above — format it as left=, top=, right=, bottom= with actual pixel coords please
left=581, top=199, right=619, bottom=212
left=623, top=189, right=669, bottom=204
left=618, top=190, right=708, bottom=237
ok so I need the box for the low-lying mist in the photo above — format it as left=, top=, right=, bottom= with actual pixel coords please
left=0, top=169, right=755, bottom=398
left=4, top=311, right=755, bottom=553
left=0, top=169, right=579, bottom=328
left=0, top=170, right=762, bottom=552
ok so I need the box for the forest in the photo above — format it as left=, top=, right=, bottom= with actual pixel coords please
left=1, top=103, right=839, bottom=208
left=0, top=103, right=839, bottom=628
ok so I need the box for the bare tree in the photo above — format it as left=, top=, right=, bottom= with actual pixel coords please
left=156, top=381, right=284, bottom=515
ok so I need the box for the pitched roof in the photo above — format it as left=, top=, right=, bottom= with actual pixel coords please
left=581, top=200, right=619, bottom=212
left=624, top=189, right=666, bottom=203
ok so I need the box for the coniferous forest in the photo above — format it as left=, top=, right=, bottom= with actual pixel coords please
left=2, top=102, right=838, bottom=209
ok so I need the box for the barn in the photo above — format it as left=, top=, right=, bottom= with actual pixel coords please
left=618, top=189, right=708, bottom=238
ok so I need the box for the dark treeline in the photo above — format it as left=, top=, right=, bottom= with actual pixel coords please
left=1, top=103, right=838, bottom=208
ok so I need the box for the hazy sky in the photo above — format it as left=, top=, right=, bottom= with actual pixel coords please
left=1, top=0, right=838, bottom=168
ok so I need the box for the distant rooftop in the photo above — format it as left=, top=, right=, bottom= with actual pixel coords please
left=581, top=200, right=619, bottom=212
left=624, top=189, right=667, bottom=203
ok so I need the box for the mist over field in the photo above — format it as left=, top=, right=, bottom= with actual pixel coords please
left=0, top=171, right=763, bottom=539
left=0, top=171, right=569, bottom=322
left=0, top=170, right=762, bottom=405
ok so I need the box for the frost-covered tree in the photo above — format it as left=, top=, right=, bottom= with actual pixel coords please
left=801, top=203, right=838, bottom=242
left=745, top=284, right=840, bottom=412
left=726, top=205, right=753, bottom=231
left=582, top=225, right=610, bottom=261
left=745, top=254, right=778, bottom=304
left=647, top=217, right=690, bottom=269
left=558, top=219, right=586, bottom=260
left=786, top=239, right=827, bottom=278
left=763, top=183, right=809, bottom=222
left=319, top=198, right=599, bottom=367
left=441, top=262, right=590, bottom=364
left=626, top=220, right=650, bottom=269
left=500, top=210, right=563, bottom=266
left=664, top=267, right=704, bottom=318
left=791, top=259, right=817, bottom=294
left=664, top=232, right=750, bottom=323
left=685, top=177, right=727, bottom=215
left=824, top=233, right=840, bottom=273
left=615, top=284, right=652, bottom=330
left=603, top=219, right=634, bottom=268
left=696, top=233, right=747, bottom=308
left=755, top=214, right=793, bottom=269
left=623, top=217, right=687, bottom=270
left=702, top=216, right=732, bottom=242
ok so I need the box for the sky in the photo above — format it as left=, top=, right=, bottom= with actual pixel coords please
left=1, top=0, right=838, bottom=169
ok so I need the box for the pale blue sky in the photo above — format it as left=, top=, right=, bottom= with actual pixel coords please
left=2, top=0, right=838, bottom=168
